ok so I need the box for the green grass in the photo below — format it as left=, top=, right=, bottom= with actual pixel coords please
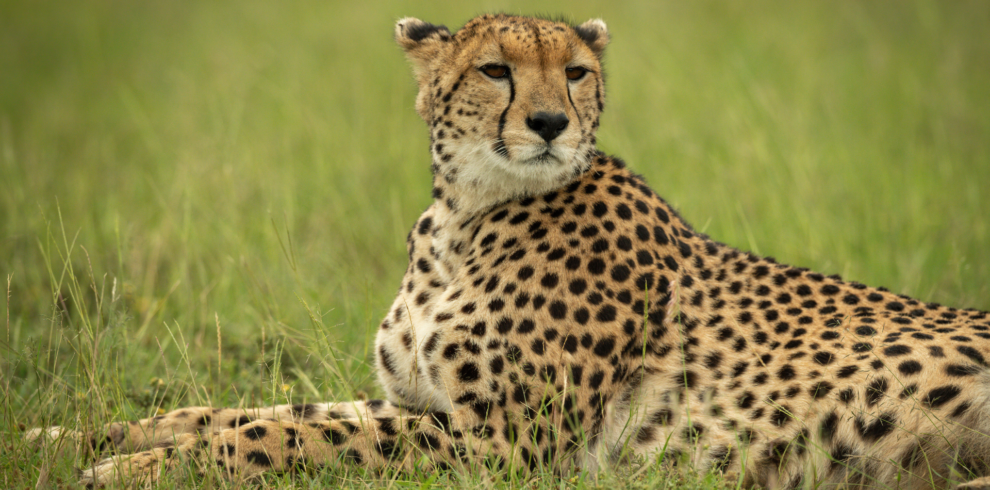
left=1, top=0, right=988, bottom=488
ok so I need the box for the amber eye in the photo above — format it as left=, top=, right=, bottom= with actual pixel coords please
left=480, top=64, right=509, bottom=79
left=565, top=67, right=587, bottom=81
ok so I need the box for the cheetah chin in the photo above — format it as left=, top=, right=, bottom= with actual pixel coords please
left=29, top=14, right=990, bottom=490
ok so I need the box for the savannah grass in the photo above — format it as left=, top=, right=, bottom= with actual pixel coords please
left=1, top=1, right=988, bottom=488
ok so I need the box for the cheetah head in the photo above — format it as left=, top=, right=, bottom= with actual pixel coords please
left=396, top=14, right=609, bottom=211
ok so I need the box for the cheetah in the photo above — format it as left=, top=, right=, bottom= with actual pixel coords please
left=28, top=14, right=990, bottom=489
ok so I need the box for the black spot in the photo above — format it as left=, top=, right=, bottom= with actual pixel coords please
left=784, top=339, right=803, bottom=350
left=342, top=448, right=363, bottom=465
left=458, top=363, right=480, bottom=382
left=595, top=305, right=617, bottom=322
left=589, top=370, right=605, bottom=389
left=812, top=352, right=834, bottom=365
left=731, top=361, right=749, bottom=378
left=375, top=417, right=398, bottom=436
left=897, top=360, right=922, bottom=376
left=588, top=258, right=606, bottom=275
left=866, top=378, right=888, bottom=407
left=952, top=402, right=972, bottom=418
left=946, top=364, right=981, bottom=377
left=683, top=423, right=705, bottom=442
left=836, top=365, right=859, bottom=378
left=442, top=343, right=460, bottom=360
left=778, top=365, right=796, bottom=380
left=580, top=225, right=599, bottom=238
left=613, top=203, right=632, bottom=220
left=957, top=345, right=987, bottom=366
left=416, top=258, right=431, bottom=273
left=549, top=301, right=567, bottom=319
left=675, top=370, right=698, bottom=389
left=854, top=412, right=897, bottom=442
left=705, top=351, right=723, bottom=369
left=416, top=432, right=441, bottom=451
left=246, top=450, right=273, bottom=466
left=611, top=265, right=631, bottom=282
left=819, top=412, right=838, bottom=443
left=541, top=273, right=559, bottom=289
left=663, top=255, right=679, bottom=271
left=418, top=216, right=433, bottom=234
left=496, top=318, right=514, bottom=334
left=243, top=425, right=267, bottom=440
left=517, top=319, right=535, bottom=334
left=830, top=445, right=855, bottom=467
left=517, top=266, right=535, bottom=281
left=488, top=298, right=505, bottom=312
left=924, top=385, right=961, bottom=408
left=811, top=381, right=834, bottom=399
left=290, top=404, right=318, bottom=419
left=899, top=384, right=918, bottom=399
left=838, top=388, right=855, bottom=403
left=594, top=337, right=616, bottom=357
left=376, top=439, right=401, bottom=459
left=531, top=339, right=546, bottom=355
left=737, top=392, right=755, bottom=409
left=770, top=405, right=791, bottom=427
left=883, top=345, right=911, bottom=356
left=573, top=308, right=590, bottom=325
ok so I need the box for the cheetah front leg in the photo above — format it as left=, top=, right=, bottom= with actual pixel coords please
left=26, top=400, right=404, bottom=458
left=77, top=406, right=513, bottom=487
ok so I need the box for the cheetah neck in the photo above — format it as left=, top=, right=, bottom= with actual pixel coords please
left=428, top=147, right=595, bottom=218
left=424, top=152, right=594, bottom=283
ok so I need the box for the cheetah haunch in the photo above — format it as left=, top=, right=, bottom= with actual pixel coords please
left=29, top=14, right=990, bottom=489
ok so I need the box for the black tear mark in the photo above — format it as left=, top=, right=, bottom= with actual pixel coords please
left=493, top=61, right=516, bottom=158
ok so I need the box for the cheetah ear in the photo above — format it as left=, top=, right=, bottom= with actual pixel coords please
left=573, top=18, right=609, bottom=57
left=395, top=17, right=452, bottom=70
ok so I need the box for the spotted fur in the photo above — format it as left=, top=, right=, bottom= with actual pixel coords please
left=27, top=14, right=990, bottom=489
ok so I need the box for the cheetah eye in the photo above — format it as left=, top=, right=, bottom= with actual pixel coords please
left=480, top=64, right=509, bottom=79
left=565, top=67, right=587, bottom=81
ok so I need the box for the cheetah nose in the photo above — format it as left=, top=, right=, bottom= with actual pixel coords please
left=526, top=112, right=569, bottom=142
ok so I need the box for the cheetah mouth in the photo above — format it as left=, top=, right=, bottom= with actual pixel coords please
left=522, top=147, right=563, bottom=165
left=533, top=150, right=555, bottom=163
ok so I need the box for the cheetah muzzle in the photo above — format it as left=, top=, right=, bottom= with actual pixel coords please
left=28, top=14, right=990, bottom=490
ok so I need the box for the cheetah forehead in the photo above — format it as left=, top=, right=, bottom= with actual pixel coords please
left=397, top=14, right=608, bottom=67
left=454, top=14, right=607, bottom=64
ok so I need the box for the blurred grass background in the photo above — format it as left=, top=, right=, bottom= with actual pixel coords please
left=1, top=0, right=988, bottom=487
